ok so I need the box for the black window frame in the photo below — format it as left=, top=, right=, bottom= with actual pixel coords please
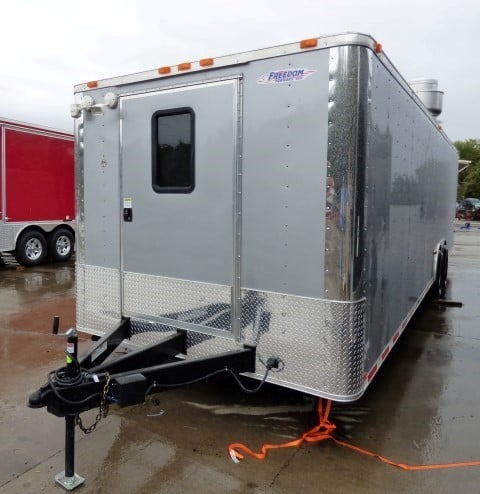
left=151, top=107, right=195, bottom=194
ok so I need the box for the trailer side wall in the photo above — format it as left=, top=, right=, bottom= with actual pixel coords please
left=363, top=52, right=457, bottom=372
left=4, top=128, right=74, bottom=222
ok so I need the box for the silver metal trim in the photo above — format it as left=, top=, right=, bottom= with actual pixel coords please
left=119, top=75, right=243, bottom=101
left=255, top=375, right=367, bottom=403
left=119, top=104, right=125, bottom=314
left=75, top=33, right=377, bottom=92
left=355, top=215, right=360, bottom=258
left=240, top=285, right=366, bottom=305
left=232, top=77, right=243, bottom=341
left=325, top=45, right=365, bottom=301
left=74, top=113, right=85, bottom=264
left=1, top=220, right=75, bottom=226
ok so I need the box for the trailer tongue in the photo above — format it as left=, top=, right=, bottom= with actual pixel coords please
left=28, top=317, right=258, bottom=490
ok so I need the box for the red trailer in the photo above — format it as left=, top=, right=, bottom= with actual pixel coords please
left=0, top=118, right=75, bottom=266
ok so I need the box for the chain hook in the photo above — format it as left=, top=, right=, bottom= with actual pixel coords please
left=76, top=372, right=110, bottom=434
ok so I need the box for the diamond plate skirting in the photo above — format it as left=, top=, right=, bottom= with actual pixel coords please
left=123, top=271, right=232, bottom=331
left=77, top=266, right=366, bottom=399
left=240, top=289, right=366, bottom=400
left=0, top=224, right=17, bottom=251
left=76, top=264, right=121, bottom=335
left=128, top=284, right=366, bottom=400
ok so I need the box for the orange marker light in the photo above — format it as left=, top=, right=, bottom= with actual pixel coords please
left=178, top=62, right=192, bottom=71
left=86, top=81, right=98, bottom=88
left=374, top=42, right=383, bottom=54
left=300, top=38, right=318, bottom=49
left=158, top=66, right=171, bottom=75
left=200, top=58, right=214, bottom=67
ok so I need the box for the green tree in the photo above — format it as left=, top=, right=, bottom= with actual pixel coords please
left=454, top=139, right=480, bottom=198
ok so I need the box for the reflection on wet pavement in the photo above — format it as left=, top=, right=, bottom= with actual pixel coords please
left=0, top=263, right=74, bottom=316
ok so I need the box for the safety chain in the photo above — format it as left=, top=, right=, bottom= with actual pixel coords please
left=76, top=372, right=111, bottom=434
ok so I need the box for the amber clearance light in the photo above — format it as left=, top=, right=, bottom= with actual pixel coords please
left=199, top=58, right=214, bottom=67
left=300, top=38, right=318, bottom=49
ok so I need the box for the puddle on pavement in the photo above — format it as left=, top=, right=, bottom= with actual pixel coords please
left=0, top=263, right=74, bottom=317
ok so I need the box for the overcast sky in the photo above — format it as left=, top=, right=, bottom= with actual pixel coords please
left=1, top=0, right=478, bottom=141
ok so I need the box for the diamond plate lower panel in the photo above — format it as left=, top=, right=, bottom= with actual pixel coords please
left=128, top=288, right=365, bottom=400
left=0, top=224, right=18, bottom=251
left=76, top=264, right=121, bottom=335
left=241, top=289, right=366, bottom=399
left=77, top=264, right=365, bottom=398
left=123, top=272, right=232, bottom=331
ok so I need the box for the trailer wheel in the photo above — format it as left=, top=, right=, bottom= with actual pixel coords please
left=48, top=229, right=75, bottom=262
left=440, top=249, right=449, bottom=297
left=433, top=248, right=448, bottom=298
left=15, top=230, right=47, bottom=267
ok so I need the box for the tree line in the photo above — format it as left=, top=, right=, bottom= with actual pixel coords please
left=455, top=139, right=480, bottom=199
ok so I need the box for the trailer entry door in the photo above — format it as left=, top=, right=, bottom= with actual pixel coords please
left=120, top=79, right=241, bottom=337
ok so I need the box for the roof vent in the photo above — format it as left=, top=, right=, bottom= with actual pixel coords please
left=408, top=78, right=444, bottom=117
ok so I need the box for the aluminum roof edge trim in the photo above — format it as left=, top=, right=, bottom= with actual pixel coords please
left=74, top=32, right=377, bottom=93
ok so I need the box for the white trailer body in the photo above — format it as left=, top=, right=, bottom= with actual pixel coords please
left=73, top=33, right=457, bottom=401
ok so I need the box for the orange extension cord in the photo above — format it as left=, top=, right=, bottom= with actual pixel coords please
left=228, top=399, right=480, bottom=470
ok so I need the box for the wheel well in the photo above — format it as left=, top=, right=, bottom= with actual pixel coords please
left=14, top=226, right=48, bottom=248
left=49, top=225, right=76, bottom=239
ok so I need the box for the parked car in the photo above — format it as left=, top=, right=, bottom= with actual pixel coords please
left=456, top=198, right=480, bottom=220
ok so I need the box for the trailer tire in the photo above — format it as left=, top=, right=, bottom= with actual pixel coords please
left=432, top=248, right=448, bottom=299
left=48, top=228, right=75, bottom=262
left=440, top=249, right=449, bottom=297
left=15, top=230, right=48, bottom=267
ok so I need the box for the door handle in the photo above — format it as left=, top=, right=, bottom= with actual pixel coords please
left=123, top=208, right=132, bottom=222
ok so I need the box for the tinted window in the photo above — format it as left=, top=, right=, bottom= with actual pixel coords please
left=152, top=108, right=194, bottom=193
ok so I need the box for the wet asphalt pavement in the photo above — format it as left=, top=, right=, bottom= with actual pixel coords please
left=0, top=223, right=479, bottom=493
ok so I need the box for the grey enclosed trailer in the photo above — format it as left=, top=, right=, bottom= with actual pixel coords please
left=72, top=33, right=457, bottom=402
